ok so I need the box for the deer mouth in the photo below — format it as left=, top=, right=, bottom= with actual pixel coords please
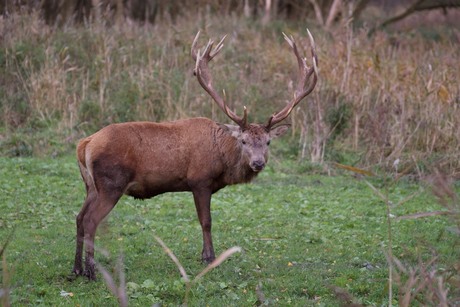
left=250, top=161, right=265, bottom=172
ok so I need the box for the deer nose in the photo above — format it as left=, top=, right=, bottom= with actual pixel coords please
left=251, top=160, right=265, bottom=172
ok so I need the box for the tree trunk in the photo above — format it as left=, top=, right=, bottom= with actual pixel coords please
left=325, top=0, right=342, bottom=29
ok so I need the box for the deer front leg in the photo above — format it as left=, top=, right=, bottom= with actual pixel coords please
left=192, top=189, right=215, bottom=263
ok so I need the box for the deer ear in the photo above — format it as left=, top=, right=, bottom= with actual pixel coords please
left=218, top=123, right=241, bottom=138
left=269, top=124, right=290, bottom=139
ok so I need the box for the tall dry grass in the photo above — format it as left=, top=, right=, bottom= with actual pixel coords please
left=324, top=24, right=459, bottom=171
left=1, top=9, right=459, bottom=174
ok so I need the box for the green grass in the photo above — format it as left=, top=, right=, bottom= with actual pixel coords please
left=1, top=156, right=458, bottom=306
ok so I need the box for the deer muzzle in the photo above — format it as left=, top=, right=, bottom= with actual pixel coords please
left=250, top=159, right=265, bottom=172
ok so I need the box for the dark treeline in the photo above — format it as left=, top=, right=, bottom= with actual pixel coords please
left=0, top=0, right=409, bottom=25
left=2, top=0, right=459, bottom=29
left=2, top=0, right=350, bottom=25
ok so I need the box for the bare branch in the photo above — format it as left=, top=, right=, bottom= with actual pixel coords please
left=154, top=235, right=190, bottom=283
left=395, top=210, right=454, bottom=220
left=193, top=246, right=242, bottom=281
left=325, top=0, right=342, bottom=29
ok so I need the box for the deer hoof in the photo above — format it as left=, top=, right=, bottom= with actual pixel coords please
left=202, top=255, right=215, bottom=264
left=67, top=271, right=79, bottom=282
left=83, top=269, right=97, bottom=281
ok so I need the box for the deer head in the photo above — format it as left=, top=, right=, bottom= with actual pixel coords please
left=191, top=30, right=318, bottom=172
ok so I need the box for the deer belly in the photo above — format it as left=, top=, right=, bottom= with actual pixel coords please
left=124, top=176, right=190, bottom=199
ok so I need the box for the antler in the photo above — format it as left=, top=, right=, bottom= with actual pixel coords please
left=191, top=31, right=248, bottom=129
left=266, top=29, right=318, bottom=129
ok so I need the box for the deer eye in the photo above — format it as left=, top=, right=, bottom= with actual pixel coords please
left=242, top=140, right=247, bottom=145
left=267, top=140, right=271, bottom=146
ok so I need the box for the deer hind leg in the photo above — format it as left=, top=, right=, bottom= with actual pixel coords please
left=73, top=162, right=96, bottom=276
left=73, top=187, right=96, bottom=276
left=192, top=188, right=215, bottom=263
left=74, top=157, right=133, bottom=280
left=81, top=190, right=122, bottom=280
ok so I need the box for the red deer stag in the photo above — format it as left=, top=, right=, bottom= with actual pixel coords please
left=72, top=30, right=318, bottom=279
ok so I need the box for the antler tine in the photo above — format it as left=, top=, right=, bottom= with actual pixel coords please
left=307, top=29, right=319, bottom=77
left=282, top=32, right=294, bottom=49
left=266, top=29, right=318, bottom=129
left=192, top=32, right=247, bottom=128
left=210, top=35, right=227, bottom=60
left=192, top=32, right=227, bottom=61
left=203, top=39, right=214, bottom=56
left=283, top=33, right=307, bottom=80
left=283, top=33, right=310, bottom=97
left=241, top=105, right=247, bottom=126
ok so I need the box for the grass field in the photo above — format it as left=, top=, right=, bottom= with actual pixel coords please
left=1, top=156, right=458, bottom=306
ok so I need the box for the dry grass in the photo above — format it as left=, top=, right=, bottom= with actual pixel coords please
left=1, top=10, right=459, bottom=174
left=318, top=20, right=459, bottom=170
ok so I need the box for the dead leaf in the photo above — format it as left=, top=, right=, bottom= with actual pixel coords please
left=334, top=163, right=374, bottom=176
left=437, top=85, right=450, bottom=103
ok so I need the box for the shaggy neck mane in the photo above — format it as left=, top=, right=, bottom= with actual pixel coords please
left=214, top=127, right=259, bottom=186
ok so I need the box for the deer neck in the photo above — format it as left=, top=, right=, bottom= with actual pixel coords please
left=214, top=127, right=259, bottom=186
